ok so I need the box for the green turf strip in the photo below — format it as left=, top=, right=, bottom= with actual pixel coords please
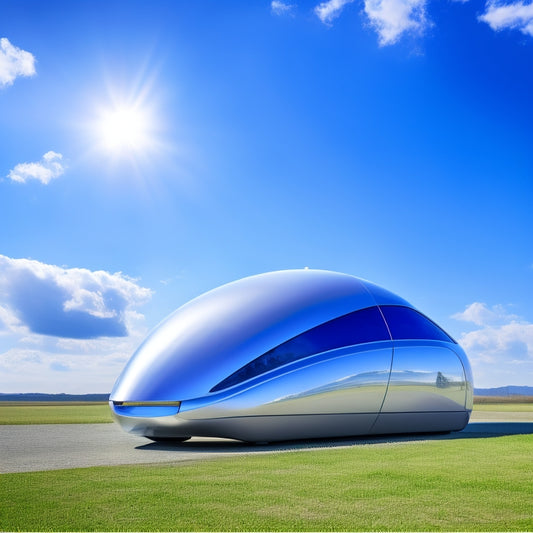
left=472, top=403, right=533, bottom=412
left=0, top=403, right=112, bottom=424
left=1, top=434, right=532, bottom=531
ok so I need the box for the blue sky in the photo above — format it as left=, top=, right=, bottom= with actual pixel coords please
left=0, top=0, right=532, bottom=393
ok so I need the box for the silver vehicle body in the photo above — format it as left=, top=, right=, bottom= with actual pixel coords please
left=110, top=270, right=473, bottom=442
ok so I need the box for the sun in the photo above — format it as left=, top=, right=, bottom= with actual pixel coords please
left=87, top=82, right=166, bottom=171
left=97, top=105, right=152, bottom=154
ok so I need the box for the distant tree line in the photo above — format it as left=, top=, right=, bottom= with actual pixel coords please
left=0, top=393, right=109, bottom=402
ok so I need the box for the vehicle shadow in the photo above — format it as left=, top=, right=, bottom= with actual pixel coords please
left=135, top=421, right=533, bottom=454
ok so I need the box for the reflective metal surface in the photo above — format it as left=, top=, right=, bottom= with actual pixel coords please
left=180, top=344, right=393, bottom=419
left=382, top=343, right=468, bottom=413
left=110, top=269, right=473, bottom=442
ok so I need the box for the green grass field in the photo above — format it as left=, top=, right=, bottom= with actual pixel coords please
left=473, top=403, right=533, bottom=412
left=2, top=434, right=532, bottom=531
left=474, top=395, right=533, bottom=404
left=0, top=402, right=112, bottom=425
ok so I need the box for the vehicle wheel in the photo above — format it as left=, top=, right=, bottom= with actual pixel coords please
left=146, top=436, right=191, bottom=443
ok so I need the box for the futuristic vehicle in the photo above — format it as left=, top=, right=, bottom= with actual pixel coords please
left=110, top=269, right=473, bottom=442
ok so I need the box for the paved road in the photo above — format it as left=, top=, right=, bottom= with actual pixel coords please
left=2, top=413, right=532, bottom=473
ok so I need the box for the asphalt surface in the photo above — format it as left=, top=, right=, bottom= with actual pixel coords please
left=1, top=412, right=532, bottom=473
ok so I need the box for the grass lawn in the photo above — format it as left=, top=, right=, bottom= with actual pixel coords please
left=0, top=402, right=112, bottom=425
left=474, top=395, right=533, bottom=404
left=473, top=403, right=533, bottom=412
left=1, top=434, right=532, bottom=531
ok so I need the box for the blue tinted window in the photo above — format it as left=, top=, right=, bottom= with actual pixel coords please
left=211, top=306, right=390, bottom=392
left=380, top=305, right=455, bottom=343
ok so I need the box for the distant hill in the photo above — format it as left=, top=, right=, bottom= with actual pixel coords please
left=474, top=386, right=533, bottom=397
left=0, top=393, right=109, bottom=402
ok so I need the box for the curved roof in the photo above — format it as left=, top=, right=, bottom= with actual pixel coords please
left=110, top=269, right=411, bottom=402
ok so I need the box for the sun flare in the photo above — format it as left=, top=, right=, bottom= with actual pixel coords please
left=97, top=105, right=151, bottom=153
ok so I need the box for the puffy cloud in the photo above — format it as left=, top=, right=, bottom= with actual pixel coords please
left=459, top=322, right=533, bottom=362
left=0, top=37, right=36, bottom=87
left=314, top=0, right=429, bottom=44
left=0, top=303, right=23, bottom=335
left=479, top=1, right=533, bottom=36
left=315, top=0, right=355, bottom=25
left=0, top=255, right=152, bottom=339
left=271, top=1, right=295, bottom=16
left=7, top=151, right=65, bottom=185
left=452, top=302, right=520, bottom=327
left=363, top=0, right=429, bottom=45
left=453, top=302, right=533, bottom=387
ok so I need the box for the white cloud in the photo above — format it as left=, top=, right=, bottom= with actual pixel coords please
left=453, top=302, right=533, bottom=387
left=0, top=257, right=153, bottom=393
left=0, top=304, right=23, bottom=335
left=272, top=1, right=295, bottom=16
left=7, top=151, right=65, bottom=185
left=0, top=37, right=36, bottom=87
left=0, top=255, right=152, bottom=339
left=479, top=1, right=533, bottom=36
left=452, top=302, right=520, bottom=327
left=363, top=0, right=429, bottom=45
left=315, top=0, right=355, bottom=25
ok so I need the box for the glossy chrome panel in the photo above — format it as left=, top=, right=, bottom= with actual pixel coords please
left=180, top=343, right=393, bottom=419
left=371, top=411, right=470, bottom=435
left=381, top=342, right=468, bottom=413
left=111, top=342, right=396, bottom=441
left=455, top=343, right=474, bottom=411
left=110, top=409, right=185, bottom=437
left=110, top=410, right=381, bottom=441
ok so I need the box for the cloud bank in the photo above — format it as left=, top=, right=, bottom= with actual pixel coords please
left=0, top=37, right=36, bottom=87
left=0, top=255, right=152, bottom=339
left=479, top=1, right=533, bottom=36
left=453, top=302, right=533, bottom=386
left=7, top=151, right=65, bottom=185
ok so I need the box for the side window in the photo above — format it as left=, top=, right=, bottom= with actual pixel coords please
left=379, top=305, right=455, bottom=343
left=210, top=306, right=390, bottom=392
